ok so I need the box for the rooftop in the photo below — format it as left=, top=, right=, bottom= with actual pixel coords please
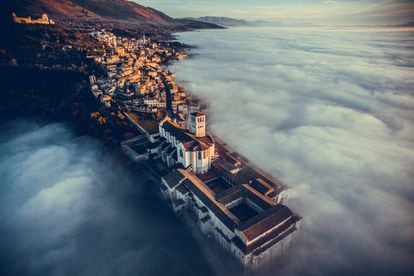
left=238, top=204, right=294, bottom=241
left=126, top=111, right=159, bottom=134
left=215, top=186, right=244, bottom=205
left=162, top=170, right=186, bottom=189
left=191, top=111, right=205, bottom=117
left=178, top=169, right=239, bottom=230
left=161, top=118, right=214, bottom=151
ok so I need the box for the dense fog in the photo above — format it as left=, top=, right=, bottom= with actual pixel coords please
left=1, top=26, right=413, bottom=276
left=0, top=121, right=213, bottom=276
left=171, top=26, right=414, bottom=275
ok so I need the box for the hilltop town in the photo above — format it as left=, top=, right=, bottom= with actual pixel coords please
left=86, top=29, right=302, bottom=269
left=1, top=12, right=302, bottom=272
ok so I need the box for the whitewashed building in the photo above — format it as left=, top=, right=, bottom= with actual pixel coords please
left=159, top=112, right=215, bottom=174
left=160, top=169, right=302, bottom=270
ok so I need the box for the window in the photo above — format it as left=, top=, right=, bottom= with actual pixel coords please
left=179, top=149, right=183, bottom=158
left=203, top=151, right=206, bottom=158
left=198, top=151, right=201, bottom=159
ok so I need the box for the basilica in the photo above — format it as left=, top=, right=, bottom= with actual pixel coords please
left=159, top=111, right=216, bottom=174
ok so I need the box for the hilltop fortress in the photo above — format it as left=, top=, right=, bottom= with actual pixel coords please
left=12, top=13, right=55, bottom=25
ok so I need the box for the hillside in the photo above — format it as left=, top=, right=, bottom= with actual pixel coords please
left=193, top=16, right=250, bottom=27
left=4, top=0, right=222, bottom=31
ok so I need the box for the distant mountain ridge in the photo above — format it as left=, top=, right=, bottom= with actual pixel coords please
left=195, top=16, right=250, bottom=27
left=6, top=0, right=223, bottom=31
left=398, top=22, right=414, bottom=27
left=187, top=16, right=279, bottom=28
left=177, top=16, right=250, bottom=27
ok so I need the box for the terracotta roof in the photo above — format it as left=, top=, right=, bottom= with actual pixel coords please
left=249, top=178, right=271, bottom=195
left=215, top=186, right=245, bottom=205
left=238, top=204, right=294, bottom=241
left=251, top=223, right=297, bottom=256
left=182, top=140, right=212, bottom=151
left=161, top=118, right=214, bottom=152
left=178, top=169, right=239, bottom=230
left=243, top=184, right=274, bottom=210
left=232, top=216, right=299, bottom=254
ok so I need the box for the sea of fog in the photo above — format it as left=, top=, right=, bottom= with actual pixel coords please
left=170, top=26, right=414, bottom=275
left=0, top=120, right=214, bottom=276
left=1, top=27, right=413, bottom=276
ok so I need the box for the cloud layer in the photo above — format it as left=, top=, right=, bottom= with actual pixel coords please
left=0, top=121, right=214, bottom=276
left=170, top=26, right=414, bottom=275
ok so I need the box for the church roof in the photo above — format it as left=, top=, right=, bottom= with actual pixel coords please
left=182, top=139, right=213, bottom=152
left=162, top=120, right=192, bottom=143
left=160, top=118, right=214, bottom=152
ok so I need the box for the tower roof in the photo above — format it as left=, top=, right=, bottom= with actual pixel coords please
left=191, top=111, right=205, bottom=117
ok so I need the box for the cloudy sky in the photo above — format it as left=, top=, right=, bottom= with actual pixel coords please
left=136, top=0, right=414, bottom=25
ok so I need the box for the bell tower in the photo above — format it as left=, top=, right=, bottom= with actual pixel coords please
left=190, top=112, right=206, bottom=137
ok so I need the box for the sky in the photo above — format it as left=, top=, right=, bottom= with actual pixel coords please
left=135, top=0, right=414, bottom=25
left=169, top=27, right=414, bottom=275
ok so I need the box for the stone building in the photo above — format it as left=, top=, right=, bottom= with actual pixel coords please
left=159, top=112, right=216, bottom=174
left=12, top=13, right=55, bottom=25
